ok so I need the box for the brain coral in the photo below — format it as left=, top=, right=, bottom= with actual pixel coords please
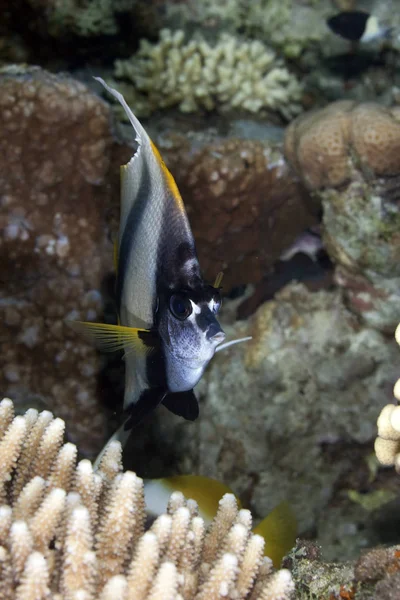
left=284, top=100, right=400, bottom=190
left=0, top=66, right=129, bottom=455
left=112, top=29, right=303, bottom=119
left=284, top=100, right=400, bottom=331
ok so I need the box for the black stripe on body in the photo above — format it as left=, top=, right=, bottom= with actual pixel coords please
left=116, top=161, right=153, bottom=316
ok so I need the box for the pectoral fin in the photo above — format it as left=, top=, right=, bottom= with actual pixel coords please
left=67, top=321, right=157, bottom=355
left=162, top=390, right=199, bottom=421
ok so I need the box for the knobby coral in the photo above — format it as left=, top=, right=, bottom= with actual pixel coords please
left=0, top=397, right=295, bottom=599
left=112, top=29, right=303, bottom=119
left=284, top=101, right=400, bottom=331
left=375, top=322, right=400, bottom=472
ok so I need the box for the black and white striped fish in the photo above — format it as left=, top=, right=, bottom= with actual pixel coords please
left=71, top=79, right=250, bottom=447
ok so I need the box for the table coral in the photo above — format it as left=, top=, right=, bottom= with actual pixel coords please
left=284, top=100, right=400, bottom=331
left=0, top=66, right=127, bottom=456
left=112, top=29, right=303, bottom=119
left=0, top=397, right=295, bottom=600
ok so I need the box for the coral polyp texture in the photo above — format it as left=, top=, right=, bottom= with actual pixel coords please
left=375, top=323, right=400, bottom=472
left=112, top=29, right=303, bottom=119
left=0, top=397, right=295, bottom=599
left=284, top=101, right=400, bottom=331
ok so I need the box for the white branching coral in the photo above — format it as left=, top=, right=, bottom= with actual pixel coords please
left=0, top=397, right=295, bottom=599
left=112, top=29, right=303, bottom=119
left=375, top=323, right=400, bottom=472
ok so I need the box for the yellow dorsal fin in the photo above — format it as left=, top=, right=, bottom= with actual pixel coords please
left=149, top=140, right=186, bottom=214
left=67, top=321, right=156, bottom=355
left=253, top=501, right=297, bottom=567
left=214, top=272, right=224, bottom=288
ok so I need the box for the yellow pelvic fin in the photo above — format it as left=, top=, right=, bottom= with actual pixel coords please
left=67, top=321, right=155, bottom=355
left=161, top=475, right=239, bottom=522
left=214, top=272, right=224, bottom=289
left=149, top=140, right=185, bottom=214
left=253, top=501, right=297, bottom=568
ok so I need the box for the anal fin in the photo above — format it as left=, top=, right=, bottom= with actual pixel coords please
left=162, top=390, right=199, bottom=421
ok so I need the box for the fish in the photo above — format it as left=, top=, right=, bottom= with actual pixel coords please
left=327, top=11, right=392, bottom=43
left=69, top=79, right=250, bottom=449
left=144, top=474, right=297, bottom=567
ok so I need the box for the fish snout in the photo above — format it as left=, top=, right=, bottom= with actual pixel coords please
left=207, top=322, right=225, bottom=344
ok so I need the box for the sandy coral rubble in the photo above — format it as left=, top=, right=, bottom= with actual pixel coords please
left=0, top=397, right=294, bottom=599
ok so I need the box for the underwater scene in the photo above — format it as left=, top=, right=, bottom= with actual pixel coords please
left=1, top=0, right=400, bottom=598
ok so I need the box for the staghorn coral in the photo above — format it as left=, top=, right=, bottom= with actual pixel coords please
left=112, top=29, right=303, bottom=119
left=284, top=101, right=400, bottom=332
left=0, top=397, right=295, bottom=599
left=375, top=322, right=400, bottom=472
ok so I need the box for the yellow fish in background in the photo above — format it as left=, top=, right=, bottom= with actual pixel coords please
left=144, top=475, right=297, bottom=568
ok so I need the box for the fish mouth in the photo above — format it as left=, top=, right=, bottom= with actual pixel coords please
left=211, top=331, right=225, bottom=345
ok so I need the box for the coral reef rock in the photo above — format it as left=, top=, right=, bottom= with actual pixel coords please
left=0, top=66, right=127, bottom=455
left=156, top=130, right=317, bottom=291
left=287, top=539, right=400, bottom=600
left=0, top=397, right=295, bottom=600
left=112, top=29, right=303, bottom=119
left=284, top=100, right=400, bottom=332
left=140, top=284, right=400, bottom=560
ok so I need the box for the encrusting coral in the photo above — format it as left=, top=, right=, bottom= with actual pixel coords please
left=375, top=322, right=400, bottom=472
left=112, top=29, right=303, bottom=119
left=0, top=397, right=295, bottom=599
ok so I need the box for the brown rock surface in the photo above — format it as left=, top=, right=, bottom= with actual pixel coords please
left=0, top=66, right=131, bottom=455
left=159, top=134, right=318, bottom=291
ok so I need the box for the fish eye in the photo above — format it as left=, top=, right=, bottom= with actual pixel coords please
left=169, top=294, right=192, bottom=320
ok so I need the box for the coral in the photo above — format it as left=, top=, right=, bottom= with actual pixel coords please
left=160, top=0, right=333, bottom=60
left=112, top=29, right=303, bottom=119
left=0, top=65, right=132, bottom=455
left=156, top=132, right=317, bottom=291
left=375, top=323, right=400, bottom=472
left=0, top=397, right=295, bottom=599
left=286, top=539, right=400, bottom=600
left=284, top=101, right=400, bottom=331
left=128, top=284, right=400, bottom=562
left=24, top=0, right=135, bottom=37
